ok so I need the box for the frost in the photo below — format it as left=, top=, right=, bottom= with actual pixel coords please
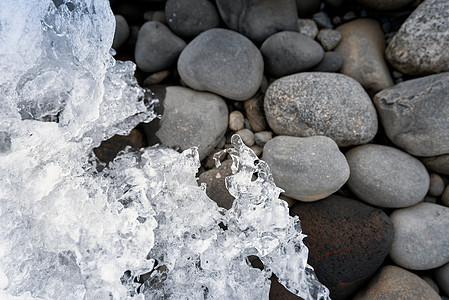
left=0, top=0, right=330, bottom=299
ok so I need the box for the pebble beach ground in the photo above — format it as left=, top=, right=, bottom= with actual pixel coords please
left=96, top=0, right=449, bottom=299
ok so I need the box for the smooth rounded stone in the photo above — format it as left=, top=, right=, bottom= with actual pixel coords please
left=143, top=10, right=166, bottom=24
left=198, top=160, right=235, bottom=209
left=386, top=0, right=449, bottom=75
left=421, top=276, right=440, bottom=294
left=317, top=29, right=341, bottom=51
left=374, top=72, right=449, bottom=157
left=260, top=32, right=324, bottom=77
left=290, top=195, right=394, bottom=300
left=421, top=155, right=449, bottom=176
left=263, top=136, right=349, bottom=201
left=297, top=18, right=318, bottom=39
left=165, top=0, right=220, bottom=38
left=264, top=72, right=377, bottom=147
left=390, top=203, right=449, bottom=270
left=429, top=173, right=445, bottom=197
left=346, top=144, right=429, bottom=208
left=296, top=0, right=321, bottom=18
left=442, top=186, right=449, bottom=207
left=142, top=70, right=171, bottom=86
left=235, top=129, right=255, bottom=147
left=435, top=263, right=449, bottom=296
left=112, top=15, right=130, bottom=49
left=216, top=0, right=298, bottom=42
left=254, top=131, right=272, bottom=147
left=335, top=19, right=393, bottom=93
left=313, top=12, right=333, bottom=29
left=135, top=21, right=186, bottom=73
left=353, top=265, right=441, bottom=300
left=178, top=28, right=264, bottom=101
left=229, top=111, right=245, bottom=131
left=250, top=145, right=263, bottom=157
left=311, top=51, right=342, bottom=72
left=356, top=0, right=415, bottom=10
left=153, top=86, right=228, bottom=161
left=244, top=93, right=266, bottom=132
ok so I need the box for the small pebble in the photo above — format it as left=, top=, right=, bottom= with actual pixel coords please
left=254, top=131, right=272, bottom=147
left=244, top=93, right=266, bottom=132
left=112, top=15, right=130, bottom=49
left=250, top=145, right=263, bottom=157
left=297, top=18, right=319, bottom=39
left=429, top=173, right=445, bottom=196
left=442, top=186, right=449, bottom=207
left=142, top=70, right=171, bottom=86
left=229, top=111, right=245, bottom=131
left=343, top=11, right=357, bottom=21
left=313, top=12, right=333, bottom=29
left=317, top=29, right=341, bottom=51
left=143, top=11, right=167, bottom=24
left=235, top=128, right=255, bottom=147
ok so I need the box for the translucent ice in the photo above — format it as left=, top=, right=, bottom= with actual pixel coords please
left=0, top=0, right=330, bottom=299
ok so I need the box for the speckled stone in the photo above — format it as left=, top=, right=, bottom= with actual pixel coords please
left=353, top=265, right=441, bottom=300
left=178, top=28, right=264, bottom=101
left=260, top=32, right=324, bottom=77
left=290, top=195, right=394, bottom=300
left=317, top=29, right=341, bottom=51
left=297, top=18, right=318, bottom=39
left=356, top=0, right=415, bottom=10
left=374, top=72, right=449, bottom=157
left=263, top=136, right=349, bottom=201
left=244, top=93, right=266, bottom=132
left=335, top=19, right=393, bottom=93
left=345, top=144, right=429, bottom=208
left=264, top=72, right=377, bottom=147
left=235, top=128, right=255, bottom=147
left=421, top=155, right=449, bottom=176
left=386, top=0, right=449, bottom=75
left=198, top=160, right=235, bottom=209
left=390, top=203, right=449, bottom=270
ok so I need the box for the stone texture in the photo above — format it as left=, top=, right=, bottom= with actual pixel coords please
left=311, top=51, right=343, bottom=72
left=216, top=0, right=298, bottom=42
left=297, top=18, right=318, bottom=39
left=112, top=15, right=129, bottom=49
left=390, top=202, right=449, bottom=270
left=260, top=31, right=324, bottom=77
left=429, top=173, right=445, bottom=197
left=264, top=72, right=377, bottom=147
left=345, top=144, right=429, bottom=208
left=386, top=0, right=449, bottom=75
left=269, top=275, right=303, bottom=299
left=198, top=160, right=235, bottom=209
left=254, top=131, right=272, bottom=147
left=317, top=29, right=341, bottom=51
left=356, top=0, right=415, bottom=10
left=178, top=28, right=264, bottom=101
left=442, top=186, right=449, bottom=207
left=235, top=128, right=255, bottom=147
left=435, top=263, right=449, bottom=296
left=244, top=93, right=266, bottom=132
left=290, top=195, right=394, bottom=300
left=421, top=155, right=449, bottom=176
left=374, top=72, right=449, bottom=157
left=335, top=19, right=393, bottom=93
left=142, top=70, right=171, bottom=86
left=229, top=111, right=245, bottom=131
left=135, top=21, right=186, bottom=73
left=353, top=265, right=441, bottom=300
left=263, top=136, right=349, bottom=201
left=145, top=86, right=228, bottom=161
left=165, top=0, right=220, bottom=38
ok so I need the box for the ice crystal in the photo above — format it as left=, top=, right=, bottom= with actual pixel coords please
left=0, top=0, right=330, bottom=299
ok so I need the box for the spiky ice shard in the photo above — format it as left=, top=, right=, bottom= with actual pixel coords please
left=0, top=0, right=330, bottom=299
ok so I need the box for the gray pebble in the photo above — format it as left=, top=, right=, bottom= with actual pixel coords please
left=260, top=32, right=324, bottom=77
left=421, top=155, right=449, bottom=176
left=311, top=51, right=343, bottom=72
left=435, top=263, right=449, bottom=296
left=297, top=18, right=319, bottom=39
left=263, top=135, right=349, bottom=202
left=442, top=186, right=449, bottom=207
left=317, top=29, right=341, bottom=51
left=229, top=111, right=245, bottom=131
left=313, top=12, right=333, bottom=29
left=346, top=144, right=429, bottom=208
left=254, top=131, right=272, bottom=147
left=112, top=15, right=130, bottom=49
left=235, top=128, right=255, bottom=147
left=142, top=70, right=171, bottom=86
left=135, top=21, right=186, bottom=73
left=264, top=72, right=377, bottom=147
left=390, top=203, right=449, bottom=270
left=429, top=173, right=445, bottom=197
left=244, top=93, right=266, bottom=132
left=178, top=28, right=264, bottom=101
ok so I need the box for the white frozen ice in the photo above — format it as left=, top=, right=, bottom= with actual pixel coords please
left=0, top=0, right=330, bottom=299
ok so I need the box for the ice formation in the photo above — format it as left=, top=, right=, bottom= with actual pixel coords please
left=0, top=0, right=330, bottom=299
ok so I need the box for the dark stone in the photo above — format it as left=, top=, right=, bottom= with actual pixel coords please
left=244, top=93, right=266, bottom=132
left=269, top=275, right=303, bottom=300
left=296, top=0, right=320, bottom=18
left=345, top=144, right=429, bottom=208
left=435, top=263, right=449, bottom=296
left=353, top=265, right=441, bottom=300
left=263, top=136, right=349, bottom=202
left=429, top=173, right=445, bottom=197
left=260, top=31, right=324, bottom=77
left=112, top=15, right=130, bottom=49
left=177, top=28, right=264, bottom=100
left=374, top=72, right=449, bottom=157
left=389, top=203, right=449, bottom=270
left=311, top=51, right=343, bottom=72
left=421, top=155, right=449, bottom=176
left=386, top=0, right=449, bottom=75
left=313, top=12, right=333, bottom=29
left=356, top=0, right=415, bottom=10
left=216, top=0, right=298, bottom=42
left=197, top=160, right=235, bottom=209
left=290, top=195, right=394, bottom=300
left=135, top=21, right=186, bottom=73
left=317, top=29, right=341, bottom=51
left=165, top=0, right=220, bottom=38
left=264, top=72, right=377, bottom=147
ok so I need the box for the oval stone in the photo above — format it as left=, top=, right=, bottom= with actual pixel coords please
left=264, top=72, right=377, bottom=147
left=345, top=144, right=430, bottom=208
left=389, top=203, right=449, bottom=270
left=263, top=135, right=349, bottom=201
left=178, top=28, right=264, bottom=101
